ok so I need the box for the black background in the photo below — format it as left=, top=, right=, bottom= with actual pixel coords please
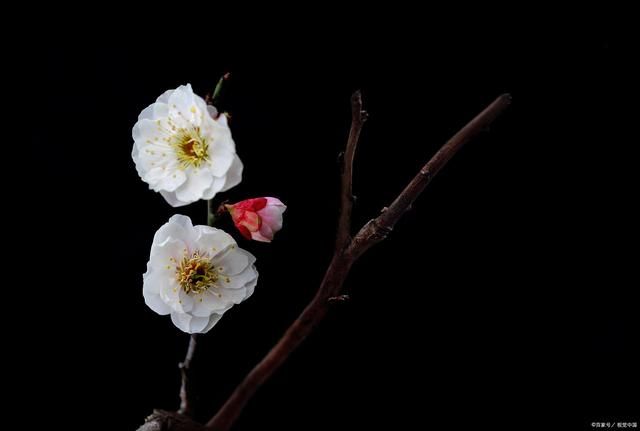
left=25, top=21, right=638, bottom=430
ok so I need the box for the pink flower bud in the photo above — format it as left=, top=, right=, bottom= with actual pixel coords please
left=226, top=197, right=287, bottom=242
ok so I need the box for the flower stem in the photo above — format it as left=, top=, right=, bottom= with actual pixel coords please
left=178, top=334, right=198, bottom=417
left=212, top=72, right=231, bottom=104
left=207, top=200, right=216, bottom=226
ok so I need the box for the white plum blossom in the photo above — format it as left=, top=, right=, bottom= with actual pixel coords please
left=132, top=84, right=243, bottom=207
left=143, top=215, right=258, bottom=333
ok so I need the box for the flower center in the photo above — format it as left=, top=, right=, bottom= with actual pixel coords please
left=176, top=251, right=218, bottom=295
left=171, top=127, right=209, bottom=169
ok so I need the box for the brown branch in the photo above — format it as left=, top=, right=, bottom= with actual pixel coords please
left=348, top=93, right=513, bottom=260
left=336, top=91, right=367, bottom=251
left=205, top=93, right=511, bottom=431
left=178, top=334, right=198, bottom=417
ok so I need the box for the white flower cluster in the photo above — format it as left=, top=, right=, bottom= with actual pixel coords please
left=133, top=84, right=258, bottom=333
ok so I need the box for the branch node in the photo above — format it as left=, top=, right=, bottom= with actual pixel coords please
left=371, top=219, right=393, bottom=240
left=328, top=294, right=350, bottom=304
left=378, top=224, right=393, bottom=237
left=138, top=410, right=206, bottom=431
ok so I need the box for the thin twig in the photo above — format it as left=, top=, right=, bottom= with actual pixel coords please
left=336, top=91, right=367, bottom=251
left=207, top=199, right=216, bottom=227
left=178, top=334, right=198, bottom=417
left=205, top=93, right=511, bottom=431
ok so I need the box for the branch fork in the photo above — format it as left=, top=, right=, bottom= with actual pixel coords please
left=139, top=90, right=511, bottom=431
left=206, top=92, right=510, bottom=431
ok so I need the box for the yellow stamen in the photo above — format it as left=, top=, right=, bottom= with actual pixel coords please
left=175, top=250, right=219, bottom=295
left=170, top=127, right=210, bottom=169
